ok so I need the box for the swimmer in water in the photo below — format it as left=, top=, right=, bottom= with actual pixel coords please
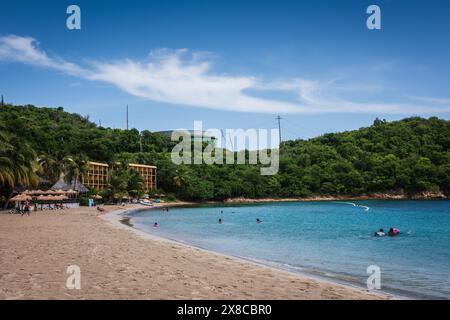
left=256, top=218, right=262, bottom=224
left=153, top=222, right=159, bottom=228
left=218, top=218, right=222, bottom=224
left=388, top=228, right=400, bottom=237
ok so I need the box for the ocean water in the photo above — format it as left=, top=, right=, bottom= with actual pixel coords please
left=126, top=200, right=450, bottom=299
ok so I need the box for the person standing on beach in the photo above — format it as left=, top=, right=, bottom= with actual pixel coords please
left=21, top=201, right=30, bottom=216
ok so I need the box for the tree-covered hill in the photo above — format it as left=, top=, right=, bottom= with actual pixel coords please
left=1, top=104, right=449, bottom=202
left=0, top=104, right=175, bottom=162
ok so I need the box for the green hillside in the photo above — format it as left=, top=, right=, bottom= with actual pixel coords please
left=1, top=104, right=449, bottom=203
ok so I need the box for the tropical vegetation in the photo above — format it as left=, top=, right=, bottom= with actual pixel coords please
left=1, top=104, right=449, bottom=206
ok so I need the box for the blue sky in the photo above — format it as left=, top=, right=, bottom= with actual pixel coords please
left=1, top=0, right=450, bottom=143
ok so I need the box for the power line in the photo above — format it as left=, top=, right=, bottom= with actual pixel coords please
left=283, top=118, right=303, bottom=132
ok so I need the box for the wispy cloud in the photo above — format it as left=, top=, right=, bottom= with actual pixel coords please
left=0, top=35, right=84, bottom=76
left=406, top=95, right=450, bottom=105
left=1, top=34, right=450, bottom=115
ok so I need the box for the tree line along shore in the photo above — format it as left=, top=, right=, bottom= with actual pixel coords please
left=1, top=104, right=449, bottom=207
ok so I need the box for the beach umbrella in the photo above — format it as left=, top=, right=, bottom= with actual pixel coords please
left=32, top=189, right=45, bottom=195
left=93, top=195, right=102, bottom=199
left=53, top=189, right=67, bottom=195
left=66, top=189, right=78, bottom=194
left=10, top=195, right=22, bottom=201
left=10, top=194, right=32, bottom=201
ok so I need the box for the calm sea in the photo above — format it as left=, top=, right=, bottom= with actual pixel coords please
left=126, top=200, right=450, bottom=299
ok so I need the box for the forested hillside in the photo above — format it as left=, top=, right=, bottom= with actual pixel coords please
left=1, top=104, right=449, bottom=202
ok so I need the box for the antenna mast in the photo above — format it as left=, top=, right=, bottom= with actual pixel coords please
left=126, top=104, right=129, bottom=130
left=276, top=115, right=282, bottom=146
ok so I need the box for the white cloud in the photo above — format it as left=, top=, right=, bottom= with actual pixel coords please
left=1, top=34, right=450, bottom=115
left=0, top=35, right=83, bottom=76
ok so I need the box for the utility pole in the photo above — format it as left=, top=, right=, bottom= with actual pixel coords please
left=276, top=115, right=282, bottom=146
left=1, top=95, right=4, bottom=106
left=126, top=104, right=129, bottom=130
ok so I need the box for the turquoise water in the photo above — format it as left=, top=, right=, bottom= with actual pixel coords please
left=126, top=200, right=450, bottom=299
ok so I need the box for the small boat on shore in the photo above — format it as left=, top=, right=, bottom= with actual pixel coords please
left=139, top=199, right=153, bottom=206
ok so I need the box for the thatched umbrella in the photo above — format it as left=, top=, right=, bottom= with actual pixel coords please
left=53, top=189, right=67, bottom=195
left=43, top=190, right=58, bottom=195
left=66, top=189, right=78, bottom=194
left=10, top=194, right=32, bottom=201
left=93, top=195, right=103, bottom=199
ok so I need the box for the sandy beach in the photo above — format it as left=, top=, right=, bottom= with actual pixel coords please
left=0, top=204, right=390, bottom=300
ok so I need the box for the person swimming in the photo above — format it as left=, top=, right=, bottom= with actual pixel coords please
left=388, top=228, right=400, bottom=237
left=218, top=218, right=222, bottom=224
left=153, top=222, right=159, bottom=228
left=374, top=228, right=386, bottom=237
left=256, top=218, right=262, bottom=224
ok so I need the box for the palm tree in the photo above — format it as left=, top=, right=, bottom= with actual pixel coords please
left=173, top=167, right=188, bottom=188
left=38, top=153, right=65, bottom=184
left=1, top=130, right=39, bottom=208
left=104, top=169, right=129, bottom=201
left=127, top=169, right=145, bottom=198
left=63, top=155, right=88, bottom=190
left=0, top=134, right=14, bottom=186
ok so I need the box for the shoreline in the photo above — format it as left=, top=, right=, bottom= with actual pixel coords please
left=103, top=204, right=398, bottom=300
left=0, top=203, right=394, bottom=299
left=222, top=193, right=448, bottom=204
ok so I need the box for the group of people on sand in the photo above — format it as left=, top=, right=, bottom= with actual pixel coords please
left=374, top=228, right=400, bottom=237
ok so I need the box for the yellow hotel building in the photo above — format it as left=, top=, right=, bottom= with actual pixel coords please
left=83, top=161, right=157, bottom=192
left=129, top=163, right=157, bottom=192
